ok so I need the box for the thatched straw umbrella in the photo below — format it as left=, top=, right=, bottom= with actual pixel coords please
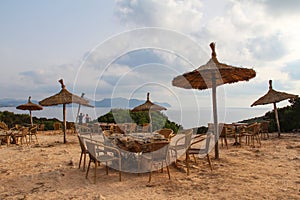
left=39, top=79, right=93, bottom=143
left=16, top=96, right=43, bottom=126
left=251, top=80, right=298, bottom=137
left=131, top=92, right=167, bottom=132
left=172, top=42, right=256, bottom=159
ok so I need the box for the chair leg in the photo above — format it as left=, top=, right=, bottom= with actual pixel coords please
left=165, top=160, right=170, bottom=180
left=79, top=152, right=83, bottom=169
left=192, top=154, right=196, bottom=163
left=148, top=162, right=152, bottom=182
left=224, top=136, right=228, bottom=149
left=34, top=134, right=38, bottom=143
left=106, top=165, right=108, bottom=175
left=186, top=152, right=190, bottom=176
left=94, top=162, right=97, bottom=184
left=119, top=159, right=122, bottom=182
left=83, top=153, right=86, bottom=171
left=86, top=159, right=91, bottom=179
left=207, top=154, right=213, bottom=171
left=220, top=138, right=224, bottom=147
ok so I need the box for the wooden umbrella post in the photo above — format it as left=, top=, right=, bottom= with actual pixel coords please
left=63, top=104, right=67, bottom=143
left=29, top=110, right=33, bottom=126
left=273, top=102, right=281, bottom=138
left=76, top=93, right=85, bottom=124
left=212, top=75, right=219, bottom=160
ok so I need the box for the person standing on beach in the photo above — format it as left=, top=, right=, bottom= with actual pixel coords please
left=78, top=113, right=84, bottom=125
left=85, top=114, right=90, bottom=123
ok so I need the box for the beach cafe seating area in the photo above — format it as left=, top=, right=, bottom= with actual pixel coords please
left=0, top=121, right=40, bottom=146
left=1, top=119, right=271, bottom=184
left=75, top=120, right=272, bottom=182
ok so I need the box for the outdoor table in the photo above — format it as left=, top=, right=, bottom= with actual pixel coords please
left=231, top=123, right=248, bottom=146
left=107, top=132, right=167, bottom=153
left=106, top=132, right=168, bottom=173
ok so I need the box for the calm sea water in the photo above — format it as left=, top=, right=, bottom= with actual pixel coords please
left=0, top=106, right=270, bottom=129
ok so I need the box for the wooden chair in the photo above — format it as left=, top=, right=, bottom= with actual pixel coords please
left=242, top=122, right=261, bottom=146
left=110, top=125, right=125, bottom=134
left=141, top=123, right=151, bottom=133
left=141, top=141, right=170, bottom=182
left=78, top=135, right=89, bottom=171
left=12, top=126, right=29, bottom=145
left=0, top=122, right=11, bottom=146
left=85, top=139, right=122, bottom=183
left=100, top=124, right=111, bottom=131
left=28, top=125, right=39, bottom=143
left=129, top=123, right=137, bottom=133
left=53, top=122, right=62, bottom=133
left=38, top=124, right=45, bottom=131
left=185, top=134, right=213, bottom=175
left=218, top=123, right=228, bottom=148
left=221, top=124, right=236, bottom=148
left=170, top=129, right=193, bottom=165
left=156, top=128, right=174, bottom=140
left=259, top=121, right=270, bottom=139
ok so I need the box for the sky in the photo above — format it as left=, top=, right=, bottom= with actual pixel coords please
left=1, top=0, right=300, bottom=113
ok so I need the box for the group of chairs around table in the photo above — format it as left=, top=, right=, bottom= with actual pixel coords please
left=77, top=127, right=213, bottom=184
left=0, top=121, right=39, bottom=146
left=216, top=121, right=270, bottom=149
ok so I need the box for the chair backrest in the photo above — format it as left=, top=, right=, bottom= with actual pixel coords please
left=183, top=129, right=193, bottom=147
left=103, top=130, right=112, bottom=137
left=111, top=125, right=125, bottom=134
left=150, top=141, right=170, bottom=161
left=0, top=122, right=8, bottom=130
left=92, top=123, right=100, bottom=133
left=129, top=123, right=137, bottom=133
left=22, top=127, right=29, bottom=136
left=29, top=125, right=38, bottom=134
left=78, top=135, right=87, bottom=152
left=53, top=122, right=61, bottom=130
left=85, top=139, right=97, bottom=160
left=260, top=121, right=269, bottom=133
left=223, top=124, right=235, bottom=136
left=173, top=129, right=193, bottom=149
left=66, top=122, right=75, bottom=130
left=141, top=123, right=151, bottom=132
left=157, top=128, right=174, bottom=139
left=38, top=124, right=45, bottom=131
left=100, top=124, right=111, bottom=131
left=245, top=122, right=261, bottom=134
left=208, top=123, right=224, bottom=136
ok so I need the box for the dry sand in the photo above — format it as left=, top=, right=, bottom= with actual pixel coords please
left=0, top=131, right=299, bottom=200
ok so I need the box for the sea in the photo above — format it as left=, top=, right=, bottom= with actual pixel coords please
left=0, top=106, right=270, bottom=129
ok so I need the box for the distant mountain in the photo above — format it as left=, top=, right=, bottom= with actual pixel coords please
left=0, top=97, right=171, bottom=108
left=0, top=98, right=39, bottom=107
left=93, top=97, right=171, bottom=108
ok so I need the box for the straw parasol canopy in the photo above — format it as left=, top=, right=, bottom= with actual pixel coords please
left=172, top=42, right=256, bottom=159
left=251, top=80, right=298, bottom=137
left=131, top=92, right=167, bottom=132
left=39, top=79, right=93, bottom=143
left=16, top=96, right=43, bottom=126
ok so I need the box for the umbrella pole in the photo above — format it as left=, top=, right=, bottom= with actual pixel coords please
left=273, top=103, right=281, bottom=137
left=63, top=104, right=67, bottom=143
left=29, top=110, right=33, bottom=126
left=149, top=111, right=152, bottom=132
left=212, top=77, right=219, bottom=160
left=76, top=93, right=84, bottom=123
left=76, top=104, right=82, bottom=123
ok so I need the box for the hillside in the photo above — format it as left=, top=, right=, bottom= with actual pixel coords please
left=0, top=97, right=171, bottom=108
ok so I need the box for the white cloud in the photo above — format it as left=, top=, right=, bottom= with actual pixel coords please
left=115, top=0, right=204, bottom=33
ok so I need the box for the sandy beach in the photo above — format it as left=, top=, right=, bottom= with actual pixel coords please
left=0, top=131, right=299, bottom=200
